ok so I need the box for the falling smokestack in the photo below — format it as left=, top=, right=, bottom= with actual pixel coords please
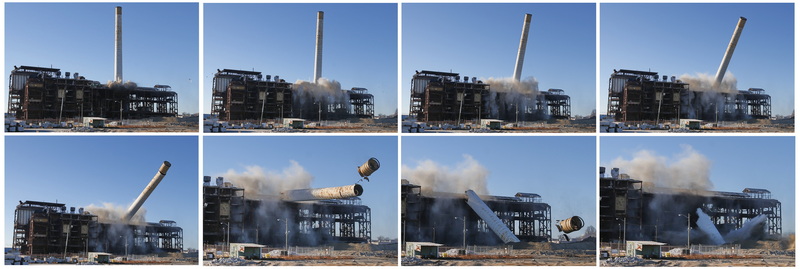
left=314, top=11, right=324, bottom=83
left=281, top=184, right=363, bottom=201
left=512, top=13, right=532, bottom=82
left=714, top=17, right=747, bottom=87
left=114, top=6, right=123, bottom=83
left=124, top=161, right=171, bottom=222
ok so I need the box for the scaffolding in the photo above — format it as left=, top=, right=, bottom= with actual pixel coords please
left=8, top=65, right=178, bottom=121
left=401, top=181, right=551, bottom=247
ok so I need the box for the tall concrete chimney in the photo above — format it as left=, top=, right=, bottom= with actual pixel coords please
left=513, top=13, right=532, bottom=82
left=114, top=6, right=123, bottom=83
left=314, top=11, right=324, bottom=83
left=714, top=17, right=747, bottom=87
left=124, top=161, right=171, bottom=222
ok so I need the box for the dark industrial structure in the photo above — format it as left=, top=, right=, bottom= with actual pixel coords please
left=408, top=70, right=571, bottom=123
left=607, top=18, right=773, bottom=123
left=599, top=167, right=782, bottom=245
left=13, top=201, right=183, bottom=256
left=606, top=69, right=771, bottom=122
left=7, top=66, right=178, bottom=121
left=210, top=69, right=375, bottom=122
left=401, top=180, right=552, bottom=246
left=210, top=69, right=293, bottom=122
left=202, top=176, right=372, bottom=246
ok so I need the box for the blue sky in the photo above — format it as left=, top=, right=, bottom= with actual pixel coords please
left=601, top=3, right=794, bottom=116
left=402, top=3, right=596, bottom=117
left=5, top=3, right=200, bottom=114
left=203, top=136, right=398, bottom=239
left=5, top=136, right=199, bottom=248
left=600, top=136, right=795, bottom=235
left=204, top=3, right=398, bottom=116
left=401, top=136, right=596, bottom=238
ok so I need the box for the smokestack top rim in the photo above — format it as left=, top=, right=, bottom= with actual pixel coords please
left=159, top=161, right=171, bottom=174
left=354, top=184, right=363, bottom=196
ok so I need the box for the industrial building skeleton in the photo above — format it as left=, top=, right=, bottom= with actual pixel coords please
left=606, top=69, right=771, bottom=122
left=7, top=7, right=179, bottom=122
left=210, top=11, right=376, bottom=122
left=8, top=66, right=178, bottom=121
left=409, top=70, right=571, bottom=122
left=203, top=177, right=372, bottom=247
left=401, top=181, right=552, bottom=247
left=599, top=168, right=781, bottom=245
left=408, top=14, right=571, bottom=123
left=13, top=201, right=183, bottom=256
left=12, top=162, right=184, bottom=256
left=607, top=17, right=771, bottom=123
left=210, top=69, right=375, bottom=122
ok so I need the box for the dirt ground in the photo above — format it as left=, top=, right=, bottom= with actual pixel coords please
left=204, top=257, right=396, bottom=266
left=601, top=255, right=794, bottom=267
left=608, top=119, right=793, bottom=133
left=402, top=240, right=596, bottom=266
left=204, top=250, right=397, bottom=266
left=408, top=119, right=595, bottom=133
left=17, top=116, right=199, bottom=133
left=601, top=238, right=795, bottom=267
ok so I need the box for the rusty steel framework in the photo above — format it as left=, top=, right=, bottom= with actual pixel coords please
left=211, top=69, right=293, bottom=122
left=599, top=168, right=782, bottom=245
left=13, top=201, right=183, bottom=256
left=607, top=69, right=771, bottom=122
left=409, top=70, right=489, bottom=122
left=202, top=178, right=372, bottom=246
left=409, top=70, right=572, bottom=122
left=348, top=87, right=375, bottom=118
left=211, top=69, right=376, bottom=121
left=8, top=66, right=178, bottom=121
left=401, top=181, right=551, bottom=246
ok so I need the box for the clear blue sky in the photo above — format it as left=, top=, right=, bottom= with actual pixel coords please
left=600, top=136, right=795, bottom=235
left=203, top=136, right=398, bottom=239
left=204, top=3, right=398, bottom=116
left=5, top=136, right=199, bottom=249
left=401, top=136, right=597, bottom=238
left=600, top=3, right=794, bottom=116
left=5, top=3, right=200, bottom=114
left=402, top=3, right=596, bottom=117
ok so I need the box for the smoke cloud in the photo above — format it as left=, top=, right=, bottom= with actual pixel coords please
left=679, top=72, right=738, bottom=94
left=678, top=72, right=745, bottom=120
left=402, top=154, right=489, bottom=195
left=86, top=202, right=146, bottom=224
left=292, top=78, right=351, bottom=119
left=610, top=144, right=713, bottom=192
left=484, top=77, right=541, bottom=119
left=106, top=80, right=138, bottom=90
left=221, top=161, right=314, bottom=199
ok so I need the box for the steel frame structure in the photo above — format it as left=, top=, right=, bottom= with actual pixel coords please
left=8, top=66, right=178, bottom=121
left=13, top=200, right=183, bottom=256
left=607, top=69, right=772, bottom=122
left=599, top=169, right=782, bottom=244
left=211, top=69, right=293, bottom=122
left=401, top=181, right=552, bottom=246
left=202, top=183, right=372, bottom=247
